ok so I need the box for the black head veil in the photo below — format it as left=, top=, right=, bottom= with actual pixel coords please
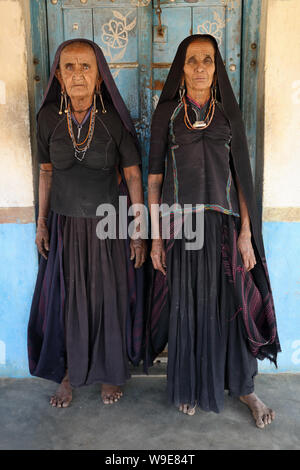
left=157, top=34, right=265, bottom=262
left=37, top=38, right=139, bottom=148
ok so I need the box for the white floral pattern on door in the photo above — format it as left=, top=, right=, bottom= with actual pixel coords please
left=197, top=11, right=228, bottom=47
left=196, top=1, right=239, bottom=47
left=102, top=10, right=137, bottom=78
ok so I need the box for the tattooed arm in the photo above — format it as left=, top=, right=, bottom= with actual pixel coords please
left=148, top=174, right=166, bottom=276
left=36, top=163, right=52, bottom=259
left=123, top=165, right=147, bottom=268
left=235, top=176, right=257, bottom=271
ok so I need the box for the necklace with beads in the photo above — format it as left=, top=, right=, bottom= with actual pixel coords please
left=183, top=92, right=215, bottom=130
left=66, top=102, right=97, bottom=162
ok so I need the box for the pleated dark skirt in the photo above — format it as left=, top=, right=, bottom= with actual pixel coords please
left=28, top=203, right=144, bottom=388
left=165, top=211, right=258, bottom=413
left=62, top=214, right=130, bottom=387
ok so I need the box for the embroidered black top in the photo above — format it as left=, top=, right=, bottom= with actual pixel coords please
left=37, top=102, right=141, bottom=217
left=148, top=97, right=240, bottom=217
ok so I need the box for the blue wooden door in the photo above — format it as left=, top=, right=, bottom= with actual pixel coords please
left=41, top=0, right=257, bottom=185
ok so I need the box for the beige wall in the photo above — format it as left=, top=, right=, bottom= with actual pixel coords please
left=263, top=0, right=300, bottom=220
left=0, top=0, right=33, bottom=209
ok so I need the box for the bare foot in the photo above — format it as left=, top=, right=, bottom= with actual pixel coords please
left=50, top=372, right=73, bottom=408
left=240, top=392, right=275, bottom=429
left=101, top=384, right=123, bottom=405
left=179, top=404, right=196, bottom=416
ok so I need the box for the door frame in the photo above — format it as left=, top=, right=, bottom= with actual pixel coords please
left=240, top=0, right=265, bottom=217
left=29, top=0, right=264, bottom=211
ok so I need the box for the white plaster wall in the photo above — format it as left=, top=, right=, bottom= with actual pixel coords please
left=0, top=0, right=33, bottom=207
left=263, top=0, right=300, bottom=209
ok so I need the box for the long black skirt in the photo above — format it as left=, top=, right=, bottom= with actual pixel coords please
left=153, top=211, right=259, bottom=413
left=145, top=208, right=280, bottom=412
left=62, top=214, right=130, bottom=387
left=28, top=205, right=144, bottom=388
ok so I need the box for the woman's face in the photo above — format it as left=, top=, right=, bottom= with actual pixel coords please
left=55, top=42, right=101, bottom=102
left=183, top=40, right=216, bottom=95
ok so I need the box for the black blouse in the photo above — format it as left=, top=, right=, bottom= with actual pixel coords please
left=37, top=102, right=141, bottom=217
left=148, top=98, right=240, bottom=217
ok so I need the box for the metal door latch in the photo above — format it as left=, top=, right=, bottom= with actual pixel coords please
left=153, top=0, right=167, bottom=43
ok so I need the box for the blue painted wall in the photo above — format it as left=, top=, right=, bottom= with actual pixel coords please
left=0, top=223, right=38, bottom=378
left=0, top=220, right=299, bottom=377
left=261, top=221, right=300, bottom=373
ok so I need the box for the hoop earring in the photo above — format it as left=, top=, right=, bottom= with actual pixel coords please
left=63, top=92, right=68, bottom=113
left=97, top=85, right=107, bottom=114
left=179, top=80, right=186, bottom=102
left=59, top=91, right=64, bottom=115
left=212, top=77, right=217, bottom=102
left=93, top=92, right=98, bottom=114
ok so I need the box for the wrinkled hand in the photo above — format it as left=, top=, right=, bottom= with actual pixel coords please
left=150, top=238, right=166, bottom=276
left=36, top=223, right=49, bottom=260
left=237, top=228, right=256, bottom=271
left=130, top=238, right=147, bottom=269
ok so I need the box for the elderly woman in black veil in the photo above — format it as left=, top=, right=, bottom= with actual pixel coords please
left=28, top=39, right=146, bottom=407
left=146, top=35, right=280, bottom=428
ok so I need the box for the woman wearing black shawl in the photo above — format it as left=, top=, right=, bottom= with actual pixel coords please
left=146, top=35, right=280, bottom=428
left=28, top=39, right=146, bottom=406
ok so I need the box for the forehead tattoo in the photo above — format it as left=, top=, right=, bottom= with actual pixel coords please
left=60, top=44, right=95, bottom=59
left=62, top=60, right=93, bottom=66
left=186, top=42, right=215, bottom=59
left=185, top=53, right=214, bottom=64
left=59, top=49, right=97, bottom=69
left=187, top=53, right=213, bottom=59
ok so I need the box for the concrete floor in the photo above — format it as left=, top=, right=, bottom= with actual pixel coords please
left=0, top=364, right=299, bottom=450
